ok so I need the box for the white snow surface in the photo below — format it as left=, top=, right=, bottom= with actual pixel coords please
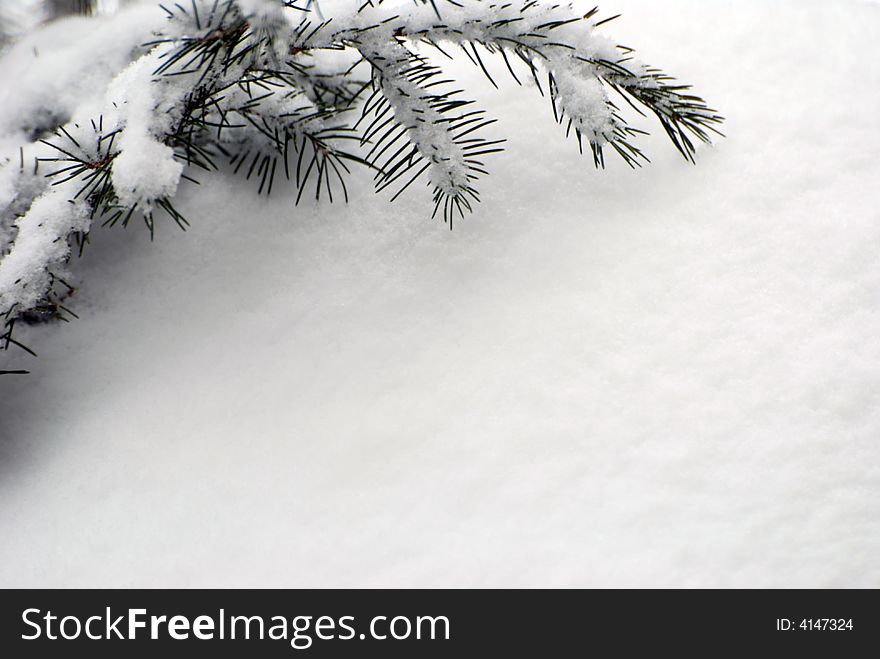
left=1, top=0, right=879, bottom=587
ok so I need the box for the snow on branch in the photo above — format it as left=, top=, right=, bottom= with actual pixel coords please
left=0, top=0, right=723, bottom=367
left=355, top=35, right=502, bottom=221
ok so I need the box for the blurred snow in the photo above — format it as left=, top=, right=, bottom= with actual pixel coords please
left=0, top=3, right=163, bottom=140
left=0, top=1, right=48, bottom=41
left=1, top=0, right=879, bottom=587
left=0, top=1, right=124, bottom=43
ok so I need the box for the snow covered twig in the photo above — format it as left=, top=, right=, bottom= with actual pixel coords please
left=0, top=0, right=723, bottom=368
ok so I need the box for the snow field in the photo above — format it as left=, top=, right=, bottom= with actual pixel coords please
left=1, top=0, right=878, bottom=586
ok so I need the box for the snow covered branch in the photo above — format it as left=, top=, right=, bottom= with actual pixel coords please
left=0, top=0, right=723, bottom=368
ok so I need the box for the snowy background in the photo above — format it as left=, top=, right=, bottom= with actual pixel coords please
left=1, top=0, right=879, bottom=587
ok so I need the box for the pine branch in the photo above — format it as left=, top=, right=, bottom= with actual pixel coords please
left=0, top=0, right=724, bottom=370
left=355, top=36, right=499, bottom=225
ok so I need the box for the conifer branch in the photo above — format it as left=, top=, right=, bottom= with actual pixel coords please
left=0, top=0, right=723, bottom=369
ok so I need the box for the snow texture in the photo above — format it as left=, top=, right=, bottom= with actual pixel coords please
left=104, top=51, right=185, bottom=210
left=1, top=0, right=879, bottom=587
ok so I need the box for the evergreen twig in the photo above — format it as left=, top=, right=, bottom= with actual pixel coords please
left=0, top=0, right=723, bottom=371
